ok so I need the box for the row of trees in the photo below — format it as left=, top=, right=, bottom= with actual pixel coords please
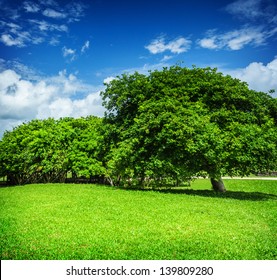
left=1, top=66, right=277, bottom=191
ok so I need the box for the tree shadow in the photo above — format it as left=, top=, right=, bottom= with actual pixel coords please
left=157, top=188, right=277, bottom=201
left=0, top=184, right=17, bottom=188
left=117, top=185, right=277, bottom=201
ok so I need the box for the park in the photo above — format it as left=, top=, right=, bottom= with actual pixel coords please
left=0, top=66, right=277, bottom=259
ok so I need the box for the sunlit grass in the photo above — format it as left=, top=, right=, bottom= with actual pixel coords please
left=0, top=179, right=276, bottom=260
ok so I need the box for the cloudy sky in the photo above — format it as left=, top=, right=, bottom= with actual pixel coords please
left=0, top=0, right=277, bottom=137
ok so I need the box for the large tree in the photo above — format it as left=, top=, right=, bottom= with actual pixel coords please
left=101, top=66, right=277, bottom=191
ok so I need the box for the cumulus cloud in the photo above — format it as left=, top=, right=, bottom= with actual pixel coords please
left=224, top=57, right=277, bottom=95
left=38, top=92, right=103, bottom=119
left=46, top=69, right=96, bottom=95
left=145, top=36, right=191, bottom=54
left=103, top=76, right=116, bottom=84
left=0, top=70, right=55, bottom=120
left=0, top=68, right=105, bottom=136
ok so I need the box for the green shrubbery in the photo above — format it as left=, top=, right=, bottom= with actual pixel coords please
left=0, top=116, right=105, bottom=185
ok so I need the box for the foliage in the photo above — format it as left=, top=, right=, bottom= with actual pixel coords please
left=0, top=117, right=104, bottom=185
left=101, top=66, right=277, bottom=189
left=1, top=180, right=276, bottom=259
left=66, top=116, right=105, bottom=178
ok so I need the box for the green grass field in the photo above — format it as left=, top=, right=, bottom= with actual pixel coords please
left=0, top=179, right=276, bottom=260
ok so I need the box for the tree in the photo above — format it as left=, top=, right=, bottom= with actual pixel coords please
left=0, top=121, right=37, bottom=185
left=101, top=66, right=277, bottom=191
left=0, top=117, right=105, bottom=185
left=0, top=118, right=70, bottom=184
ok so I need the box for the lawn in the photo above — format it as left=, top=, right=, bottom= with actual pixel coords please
left=0, top=179, right=276, bottom=260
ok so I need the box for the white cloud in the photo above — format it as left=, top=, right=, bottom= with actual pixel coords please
left=0, top=34, right=25, bottom=47
left=0, top=18, right=68, bottom=49
left=66, top=2, right=87, bottom=22
left=46, top=69, right=90, bottom=95
left=6, top=22, right=21, bottom=33
left=145, top=36, right=191, bottom=54
left=49, top=37, right=60, bottom=46
left=0, top=70, right=54, bottom=120
left=42, top=8, right=66, bottom=19
left=38, top=92, right=104, bottom=119
left=198, top=27, right=267, bottom=50
left=0, top=68, right=105, bottom=137
left=0, top=60, right=42, bottom=81
left=223, top=57, right=277, bottom=95
left=103, top=76, right=116, bottom=84
left=225, top=0, right=277, bottom=24
left=81, top=40, right=90, bottom=53
left=198, top=38, right=218, bottom=49
left=161, top=55, right=173, bottom=62
left=225, top=0, right=263, bottom=20
left=62, top=47, right=75, bottom=56
left=199, top=0, right=277, bottom=51
left=0, top=21, right=36, bottom=47
left=44, top=98, right=74, bottom=118
left=29, top=19, right=68, bottom=32
left=0, top=1, right=86, bottom=48
left=23, top=1, right=40, bottom=13
left=62, top=41, right=90, bottom=62
left=224, top=28, right=265, bottom=50
left=62, top=47, right=76, bottom=61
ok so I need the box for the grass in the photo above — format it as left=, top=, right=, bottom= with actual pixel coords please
left=0, top=179, right=276, bottom=260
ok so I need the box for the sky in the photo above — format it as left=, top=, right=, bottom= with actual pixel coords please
left=0, top=0, right=277, bottom=137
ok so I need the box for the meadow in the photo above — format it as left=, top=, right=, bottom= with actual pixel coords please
left=0, top=179, right=276, bottom=260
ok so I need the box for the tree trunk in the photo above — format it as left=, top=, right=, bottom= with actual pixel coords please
left=210, top=177, right=226, bottom=192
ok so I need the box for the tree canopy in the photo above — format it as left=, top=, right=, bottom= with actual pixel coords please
left=101, top=66, right=277, bottom=191
left=1, top=66, right=277, bottom=191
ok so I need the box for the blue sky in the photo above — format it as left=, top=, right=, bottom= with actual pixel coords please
left=0, top=0, right=277, bottom=136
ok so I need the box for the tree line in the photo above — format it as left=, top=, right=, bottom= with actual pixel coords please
left=1, top=66, right=277, bottom=191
